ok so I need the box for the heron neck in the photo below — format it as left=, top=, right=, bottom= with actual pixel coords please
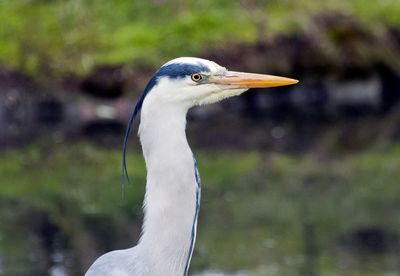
left=137, top=103, right=199, bottom=275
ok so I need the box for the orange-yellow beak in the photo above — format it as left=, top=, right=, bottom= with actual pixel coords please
left=209, top=71, right=298, bottom=88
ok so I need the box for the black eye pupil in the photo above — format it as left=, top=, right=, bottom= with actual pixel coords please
left=192, top=73, right=202, bottom=82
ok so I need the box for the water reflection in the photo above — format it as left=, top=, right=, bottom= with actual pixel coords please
left=0, top=69, right=399, bottom=275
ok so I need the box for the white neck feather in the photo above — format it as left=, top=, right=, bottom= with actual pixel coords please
left=136, top=99, right=199, bottom=276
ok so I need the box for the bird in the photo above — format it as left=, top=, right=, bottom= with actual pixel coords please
left=85, top=57, right=298, bottom=276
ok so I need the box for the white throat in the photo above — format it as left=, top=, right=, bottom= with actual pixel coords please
left=137, top=97, right=201, bottom=276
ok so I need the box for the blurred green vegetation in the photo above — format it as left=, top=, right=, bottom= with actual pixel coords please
left=1, top=1, right=400, bottom=275
left=1, top=142, right=400, bottom=275
left=1, top=0, right=399, bottom=75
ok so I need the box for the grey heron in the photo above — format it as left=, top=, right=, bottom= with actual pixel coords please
left=85, top=57, right=298, bottom=276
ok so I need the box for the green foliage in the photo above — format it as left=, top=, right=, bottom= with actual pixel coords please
left=0, top=142, right=146, bottom=215
left=0, top=0, right=399, bottom=75
left=1, top=142, right=400, bottom=274
left=195, top=146, right=400, bottom=274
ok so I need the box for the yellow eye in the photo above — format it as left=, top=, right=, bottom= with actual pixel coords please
left=191, top=73, right=203, bottom=82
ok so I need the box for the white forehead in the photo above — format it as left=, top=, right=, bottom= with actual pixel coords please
left=163, top=57, right=226, bottom=74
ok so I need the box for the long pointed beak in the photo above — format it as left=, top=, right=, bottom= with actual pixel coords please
left=209, top=71, right=298, bottom=88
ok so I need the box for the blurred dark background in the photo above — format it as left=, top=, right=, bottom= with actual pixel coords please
left=0, top=1, right=400, bottom=275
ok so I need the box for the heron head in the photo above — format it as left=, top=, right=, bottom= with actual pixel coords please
left=122, top=57, right=298, bottom=184
left=141, top=57, right=298, bottom=108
